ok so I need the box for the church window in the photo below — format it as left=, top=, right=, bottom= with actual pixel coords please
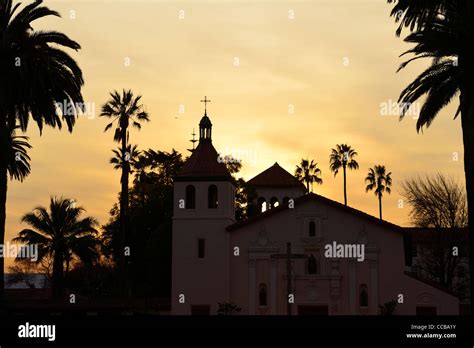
left=198, top=239, right=205, bottom=258
left=185, top=185, right=196, bottom=209
left=257, top=197, right=266, bottom=213
left=208, top=185, right=218, bottom=209
left=359, top=284, right=368, bottom=307
left=309, top=221, right=316, bottom=237
left=258, top=284, right=268, bottom=306
left=269, top=197, right=279, bottom=209
left=307, top=254, right=317, bottom=274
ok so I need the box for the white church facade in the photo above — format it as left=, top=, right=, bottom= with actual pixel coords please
left=171, top=112, right=459, bottom=315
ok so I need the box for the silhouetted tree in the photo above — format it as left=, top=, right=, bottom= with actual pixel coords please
left=100, top=89, right=149, bottom=296
left=387, top=0, right=474, bottom=313
left=402, top=175, right=467, bottom=228
left=64, top=262, right=121, bottom=299
left=13, top=197, right=99, bottom=300
left=329, top=144, right=359, bottom=205
left=0, top=0, right=84, bottom=303
left=110, top=144, right=141, bottom=172
left=402, top=175, right=468, bottom=291
left=6, top=126, right=31, bottom=181
left=217, top=302, right=242, bottom=315
left=234, top=178, right=257, bottom=221
left=379, top=300, right=397, bottom=316
left=144, top=149, right=182, bottom=186
left=219, top=156, right=256, bottom=220
left=102, top=149, right=184, bottom=298
left=365, top=165, right=392, bottom=220
left=295, top=159, right=323, bottom=193
left=220, top=155, right=242, bottom=175
left=7, top=260, right=38, bottom=289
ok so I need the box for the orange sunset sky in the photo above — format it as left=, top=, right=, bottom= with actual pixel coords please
left=4, top=0, right=465, bottom=267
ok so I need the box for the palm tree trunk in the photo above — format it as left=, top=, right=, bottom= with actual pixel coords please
left=459, top=54, right=474, bottom=314
left=343, top=165, right=347, bottom=206
left=139, top=176, right=146, bottom=209
left=52, top=250, right=64, bottom=300
left=0, top=120, right=7, bottom=307
left=378, top=194, right=382, bottom=220
left=120, top=129, right=131, bottom=298
left=65, top=257, right=70, bottom=282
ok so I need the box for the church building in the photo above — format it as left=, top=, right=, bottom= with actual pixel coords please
left=171, top=108, right=459, bottom=315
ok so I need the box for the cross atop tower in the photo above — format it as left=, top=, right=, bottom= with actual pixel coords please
left=200, top=96, right=211, bottom=115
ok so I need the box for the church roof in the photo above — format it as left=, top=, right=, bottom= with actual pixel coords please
left=247, top=162, right=305, bottom=189
left=175, top=140, right=232, bottom=181
left=226, top=192, right=403, bottom=232
left=404, top=271, right=459, bottom=298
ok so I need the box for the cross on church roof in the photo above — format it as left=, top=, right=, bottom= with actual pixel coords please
left=200, top=96, right=211, bottom=115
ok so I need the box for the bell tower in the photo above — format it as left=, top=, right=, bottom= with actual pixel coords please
left=171, top=97, right=235, bottom=315
left=199, top=96, right=212, bottom=141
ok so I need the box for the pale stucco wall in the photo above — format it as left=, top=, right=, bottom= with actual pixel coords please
left=172, top=180, right=235, bottom=315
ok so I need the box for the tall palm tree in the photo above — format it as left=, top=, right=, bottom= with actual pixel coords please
left=110, top=144, right=142, bottom=204
left=13, top=197, right=98, bottom=300
left=295, top=159, right=323, bottom=193
left=0, top=0, right=84, bottom=302
left=100, top=89, right=149, bottom=294
left=110, top=144, right=141, bottom=173
left=387, top=0, right=474, bottom=312
left=329, top=144, right=359, bottom=206
left=365, top=165, right=392, bottom=220
left=0, top=127, right=31, bottom=302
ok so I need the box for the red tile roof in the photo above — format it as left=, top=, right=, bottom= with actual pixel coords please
left=176, top=140, right=232, bottom=180
left=248, top=162, right=305, bottom=189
